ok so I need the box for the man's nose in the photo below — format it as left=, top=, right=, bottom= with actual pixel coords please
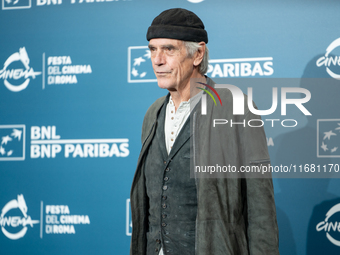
left=152, top=51, right=165, bottom=65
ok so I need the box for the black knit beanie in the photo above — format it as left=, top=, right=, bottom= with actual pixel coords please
left=146, top=8, right=208, bottom=43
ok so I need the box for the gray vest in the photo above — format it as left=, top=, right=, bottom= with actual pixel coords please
left=144, top=97, right=197, bottom=255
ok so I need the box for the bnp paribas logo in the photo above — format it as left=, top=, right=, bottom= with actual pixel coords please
left=317, top=119, right=340, bottom=158
left=127, top=46, right=156, bottom=83
left=0, top=125, right=25, bottom=161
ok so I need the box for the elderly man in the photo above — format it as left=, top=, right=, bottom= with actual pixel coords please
left=130, top=8, right=279, bottom=255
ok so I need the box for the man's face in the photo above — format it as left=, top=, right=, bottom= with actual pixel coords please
left=148, top=38, right=195, bottom=91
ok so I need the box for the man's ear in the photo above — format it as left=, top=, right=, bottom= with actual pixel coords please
left=193, top=42, right=206, bottom=67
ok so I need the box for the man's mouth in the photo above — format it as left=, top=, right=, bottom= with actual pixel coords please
left=156, top=71, right=171, bottom=75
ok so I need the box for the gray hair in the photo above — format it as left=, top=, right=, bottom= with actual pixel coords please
left=183, top=41, right=209, bottom=75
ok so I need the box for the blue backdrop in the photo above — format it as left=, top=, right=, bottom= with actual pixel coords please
left=1, top=0, right=340, bottom=254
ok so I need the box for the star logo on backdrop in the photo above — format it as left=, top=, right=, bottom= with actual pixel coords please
left=331, top=147, right=338, bottom=153
left=320, top=122, right=340, bottom=155
left=0, top=146, right=5, bottom=155
left=1, top=135, right=12, bottom=145
left=128, top=46, right=156, bottom=83
left=133, top=57, right=145, bottom=66
left=323, top=130, right=336, bottom=140
left=321, top=141, right=328, bottom=152
left=0, top=129, right=22, bottom=157
left=0, top=125, right=25, bottom=160
left=12, top=129, right=22, bottom=140
left=131, top=50, right=151, bottom=79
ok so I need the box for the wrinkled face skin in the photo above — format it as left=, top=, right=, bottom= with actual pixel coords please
left=148, top=38, right=195, bottom=92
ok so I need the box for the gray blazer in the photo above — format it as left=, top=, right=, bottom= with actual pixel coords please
left=130, top=77, right=280, bottom=255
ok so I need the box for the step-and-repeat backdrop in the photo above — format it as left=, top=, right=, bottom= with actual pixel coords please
left=1, top=0, right=340, bottom=254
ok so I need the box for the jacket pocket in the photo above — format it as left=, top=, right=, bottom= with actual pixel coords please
left=247, top=159, right=271, bottom=178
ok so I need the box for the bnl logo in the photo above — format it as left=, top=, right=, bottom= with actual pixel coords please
left=317, top=119, right=340, bottom=158
left=0, top=125, right=25, bottom=161
left=127, top=46, right=156, bottom=83
left=2, top=0, right=31, bottom=9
